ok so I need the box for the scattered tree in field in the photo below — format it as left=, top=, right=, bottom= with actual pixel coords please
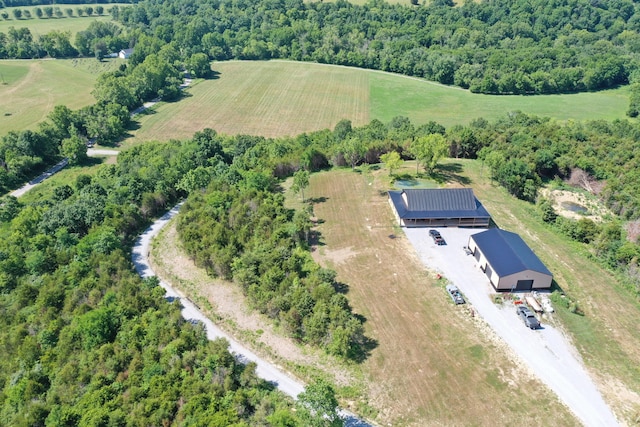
left=76, top=8, right=84, bottom=17
left=43, top=6, right=53, bottom=18
left=627, top=83, right=640, bottom=117
left=410, top=133, right=448, bottom=174
left=85, top=6, right=93, bottom=16
left=291, top=169, right=310, bottom=202
left=96, top=6, right=104, bottom=15
left=23, top=10, right=31, bottom=19
left=12, top=9, right=22, bottom=19
left=1, top=12, right=8, bottom=20
left=54, top=7, right=63, bottom=18
left=34, top=7, right=43, bottom=18
left=297, top=379, right=343, bottom=427
left=65, top=8, right=73, bottom=17
left=380, top=151, right=403, bottom=176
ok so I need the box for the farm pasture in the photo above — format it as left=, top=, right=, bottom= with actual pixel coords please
left=128, top=60, right=630, bottom=143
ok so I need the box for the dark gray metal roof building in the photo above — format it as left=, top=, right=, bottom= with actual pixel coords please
left=468, top=228, right=553, bottom=291
left=388, top=188, right=491, bottom=227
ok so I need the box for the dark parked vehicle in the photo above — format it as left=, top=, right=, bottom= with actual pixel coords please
left=429, top=229, right=446, bottom=245
left=517, top=306, right=540, bottom=329
left=446, top=284, right=465, bottom=304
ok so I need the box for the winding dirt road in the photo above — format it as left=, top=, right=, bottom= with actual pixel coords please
left=131, top=203, right=373, bottom=427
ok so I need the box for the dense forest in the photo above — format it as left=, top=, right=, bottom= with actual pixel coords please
left=4, top=0, right=640, bottom=423
left=112, top=0, right=640, bottom=95
left=0, top=130, right=353, bottom=425
left=3, top=0, right=640, bottom=96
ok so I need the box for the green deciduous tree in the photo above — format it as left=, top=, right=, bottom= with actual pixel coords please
left=341, top=137, right=366, bottom=170
left=411, top=133, right=448, bottom=174
left=188, top=52, right=211, bottom=78
left=61, top=134, right=87, bottom=165
left=379, top=151, right=403, bottom=176
left=297, top=379, right=343, bottom=427
left=291, top=169, right=309, bottom=202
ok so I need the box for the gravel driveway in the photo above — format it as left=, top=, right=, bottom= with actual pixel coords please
left=403, top=227, right=619, bottom=427
left=132, top=204, right=373, bottom=427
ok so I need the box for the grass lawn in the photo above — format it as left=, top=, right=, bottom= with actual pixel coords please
left=303, top=161, right=640, bottom=424
left=0, top=58, right=122, bottom=137
left=369, top=72, right=631, bottom=127
left=298, top=165, right=578, bottom=426
left=127, top=60, right=631, bottom=144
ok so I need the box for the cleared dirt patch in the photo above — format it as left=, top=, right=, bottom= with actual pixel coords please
left=540, top=188, right=612, bottom=222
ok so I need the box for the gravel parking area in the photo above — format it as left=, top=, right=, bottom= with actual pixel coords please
left=404, top=227, right=619, bottom=427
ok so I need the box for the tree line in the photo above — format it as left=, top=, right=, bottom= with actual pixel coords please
left=111, top=0, right=639, bottom=96
left=1, top=4, right=107, bottom=20
left=0, top=0, right=129, bottom=7
left=3, top=0, right=640, bottom=98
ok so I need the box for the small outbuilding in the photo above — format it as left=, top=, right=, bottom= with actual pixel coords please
left=468, top=228, right=553, bottom=291
left=388, top=188, right=491, bottom=227
left=119, top=48, right=134, bottom=59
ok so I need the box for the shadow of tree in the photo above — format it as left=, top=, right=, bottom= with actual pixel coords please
left=430, top=162, right=472, bottom=185
left=308, top=196, right=328, bottom=204
left=349, top=313, right=378, bottom=363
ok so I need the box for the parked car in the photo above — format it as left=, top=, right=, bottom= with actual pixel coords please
left=446, top=284, right=465, bottom=304
left=429, top=230, right=446, bottom=245
left=517, top=306, right=540, bottom=329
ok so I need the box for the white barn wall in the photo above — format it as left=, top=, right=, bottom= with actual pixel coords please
left=468, top=234, right=552, bottom=291
left=498, top=270, right=553, bottom=290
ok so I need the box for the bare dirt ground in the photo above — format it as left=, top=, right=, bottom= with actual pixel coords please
left=540, top=188, right=611, bottom=222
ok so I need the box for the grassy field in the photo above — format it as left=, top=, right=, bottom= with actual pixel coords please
left=0, top=58, right=122, bottom=137
left=304, top=166, right=579, bottom=426
left=304, top=161, right=640, bottom=424
left=128, top=60, right=371, bottom=142
left=0, top=8, right=118, bottom=38
left=369, top=72, right=631, bottom=127
left=128, top=60, right=631, bottom=143
left=17, top=159, right=110, bottom=205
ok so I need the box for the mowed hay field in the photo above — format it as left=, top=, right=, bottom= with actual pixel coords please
left=0, top=15, right=114, bottom=37
left=307, top=162, right=640, bottom=425
left=129, top=60, right=630, bottom=142
left=305, top=167, right=577, bottom=426
left=0, top=59, right=118, bottom=136
left=130, top=60, right=371, bottom=141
